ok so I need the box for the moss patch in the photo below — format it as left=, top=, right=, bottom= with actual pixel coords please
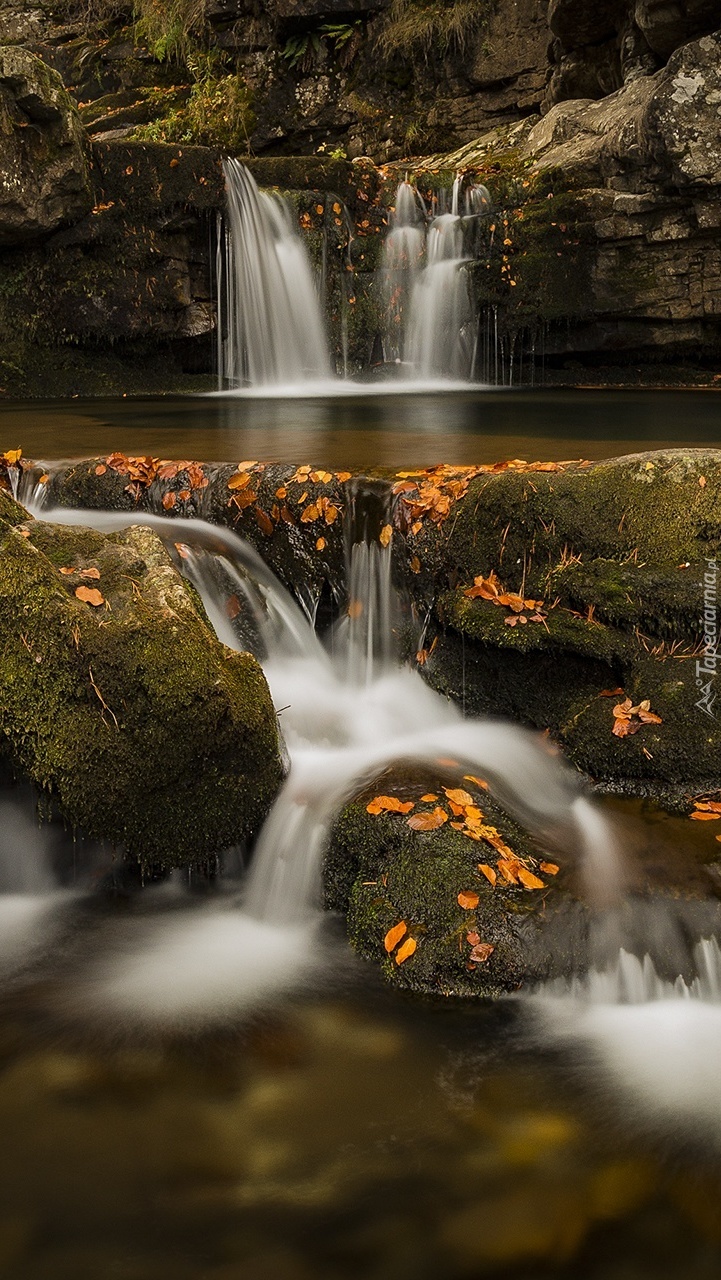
left=0, top=495, right=284, bottom=865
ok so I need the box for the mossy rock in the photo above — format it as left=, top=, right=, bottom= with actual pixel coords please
left=325, top=774, right=588, bottom=998
left=404, top=450, right=721, bottom=802
left=0, top=490, right=284, bottom=865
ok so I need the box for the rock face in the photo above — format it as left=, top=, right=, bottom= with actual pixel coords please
left=0, top=487, right=284, bottom=865
left=0, top=45, right=91, bottom=245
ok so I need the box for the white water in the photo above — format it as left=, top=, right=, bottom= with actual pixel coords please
left=12, top=495, right=619, bottom=1025
left=218, top=161, right=331, bottom=388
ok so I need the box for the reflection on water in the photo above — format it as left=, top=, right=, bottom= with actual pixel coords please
left=1, top=388, right=721, bottom=467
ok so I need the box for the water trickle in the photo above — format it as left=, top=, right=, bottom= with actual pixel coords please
left=380, top=180, right=425, bottom=365
left=217, top=160, right=331, bottom=388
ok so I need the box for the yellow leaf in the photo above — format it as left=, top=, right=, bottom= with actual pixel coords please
left=379, top=524, right=393, bottom=548
left=395, top=937, right=417, bottom=965
left=384, top=921, right=407, bottom=953
left=316, top=537, right=326, bottom=551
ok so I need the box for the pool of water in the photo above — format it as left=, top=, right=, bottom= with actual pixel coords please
left=2, top=388, right=721, bottom=468
left=2, top=901, right=721, bottom=1280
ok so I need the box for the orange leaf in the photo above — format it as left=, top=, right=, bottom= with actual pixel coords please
left=348, top=599, right=363, bottom=619
left=379, top=524, right=393, bottom=548
left=316, top=536, right=326, bottom=551
left=79, top=567, right=100, bottom=580
left=599, top=687, right=625, bottom=698
left=367, top=796, right=414, bottom=815
left=478, top=864, right=497, bottom=886
left=59, top=567, right=75, bottom=575
left=497, top=859, right=520, bottom=884
left=300, top=504, right=320, bottom=522
left=466, top=931, right=480, bottom=945
left=162, top=490, right=176, bottom=510
left=75, top=586, right=104, bottom=606
left=384, top=921, right=407, bottom=953
left=325, top=504, right=339, bottom=525
left=464, top=775, right=488, bottom=789
left=457, top=890, right=479, bottom=910
left=421, top=793, right=439, bottom=802
left=228, top=472, right=253, bottom=490
left=407, top=807, right=448, bottom=831
left=517, top=867, right=545, bottom=890
left=540, top=861, right=559, bottom=875
left=443, top=788, right=475, bottom=807
left=95, top=464, right=107, bottom=476
left=395, top=937, right=417, bottom=965
left=255, top=508, right=274, bottom=536
left=691, top=811, right=721, bottom=820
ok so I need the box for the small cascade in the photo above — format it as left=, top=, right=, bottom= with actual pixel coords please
left=217, top=160, right=331, bottom=388
left=380, top=181, right=425, bottom=365
left=336, top=479, right=395, bottom=685
left=381, top=175, right=491, bottom=381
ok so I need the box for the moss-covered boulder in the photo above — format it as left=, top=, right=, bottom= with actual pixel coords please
left=325, top=772, right=588, bottom=997
left=0, top=489, right=284, bottom=865
left=397, top=449, right=721, bottom=804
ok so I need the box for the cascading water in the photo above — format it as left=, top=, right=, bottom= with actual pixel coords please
left=15, top=489, right=620, bottom=1024
left=217, top=160, right=331, bottom=388
left=381, top=176, right=491, bottom=380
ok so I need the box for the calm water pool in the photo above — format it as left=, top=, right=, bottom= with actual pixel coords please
left=1, top=388, right=720, bottom=467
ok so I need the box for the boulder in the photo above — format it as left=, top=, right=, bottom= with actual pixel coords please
left=401, top=450, right=721, bottom=804
left=0, top=45, right=92, bottom=245
left=634, top=0, right=720, bottom=59
left=644, top=30, right=721, bottom=188
left=0, top=488, right=284, bottom=865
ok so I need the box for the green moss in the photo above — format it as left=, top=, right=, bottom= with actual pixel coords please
left=326, top=777, right=586, bottom=997
left=0, top=509, right=284, bottom=865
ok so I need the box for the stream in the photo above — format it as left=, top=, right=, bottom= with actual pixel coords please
left=2, top=390, right=721, bottom=1277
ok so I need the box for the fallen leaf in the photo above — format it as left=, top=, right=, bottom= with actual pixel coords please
left=300, top=504, right=320, bottom=523
left=325, top=504, right=339, bottom=525
left=457, top=890, right=479, bottom=910
left=75, top=586, right=104, bottom=606
left=316, top=536, right=326, bottom=551
left=517, top=867, right=545, bottom=890
left=466, top=931, right=480, bottom=945
left=421, top=793, right=439, bottom=802
left=367, top=796, right=414, bottom=815
left=410, top=556, right=421, bottom=573
left=95, top=464, right=107, bottom=476
left=469, top=942, right=494, bottom=963
left=407, top=807, right=448, bottom=830
left=79, top=567, right=100, bottom=580
left=228, top=472, right=253, bottom=491
left=395, top=937, right=417, bottom=965
left=691, top=811, right=721, bottom=821
left=599, top=687, right=625, bottom=697
left=540, top=861, right=559, bottom=875
left=384, top=921, right=407, bottom=953
left=443, top=788, right=475, bottom=807
left=161, top=491, right=176, bottom=510
left=699, top=476, right=707, bottom=488
left=60, top=567, right=75, bottom=575
left=255, top=508, right=274, bottom=536
left=464, top=775, right=489, bottom=789
left=379, top=524, right=393, bottom=548
left=497, top=859, right=520, bottom=885
left=226, top=594, right=240, bottom=620
left=478, top=864, right=497, bottom=886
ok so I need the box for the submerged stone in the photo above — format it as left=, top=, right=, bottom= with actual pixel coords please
left=0, top=489, right=284, bottom=865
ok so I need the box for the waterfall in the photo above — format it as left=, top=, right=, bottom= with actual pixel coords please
left=217, top=160, right=331, bottom=388
left=381, top=176, right=490, bottom=381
